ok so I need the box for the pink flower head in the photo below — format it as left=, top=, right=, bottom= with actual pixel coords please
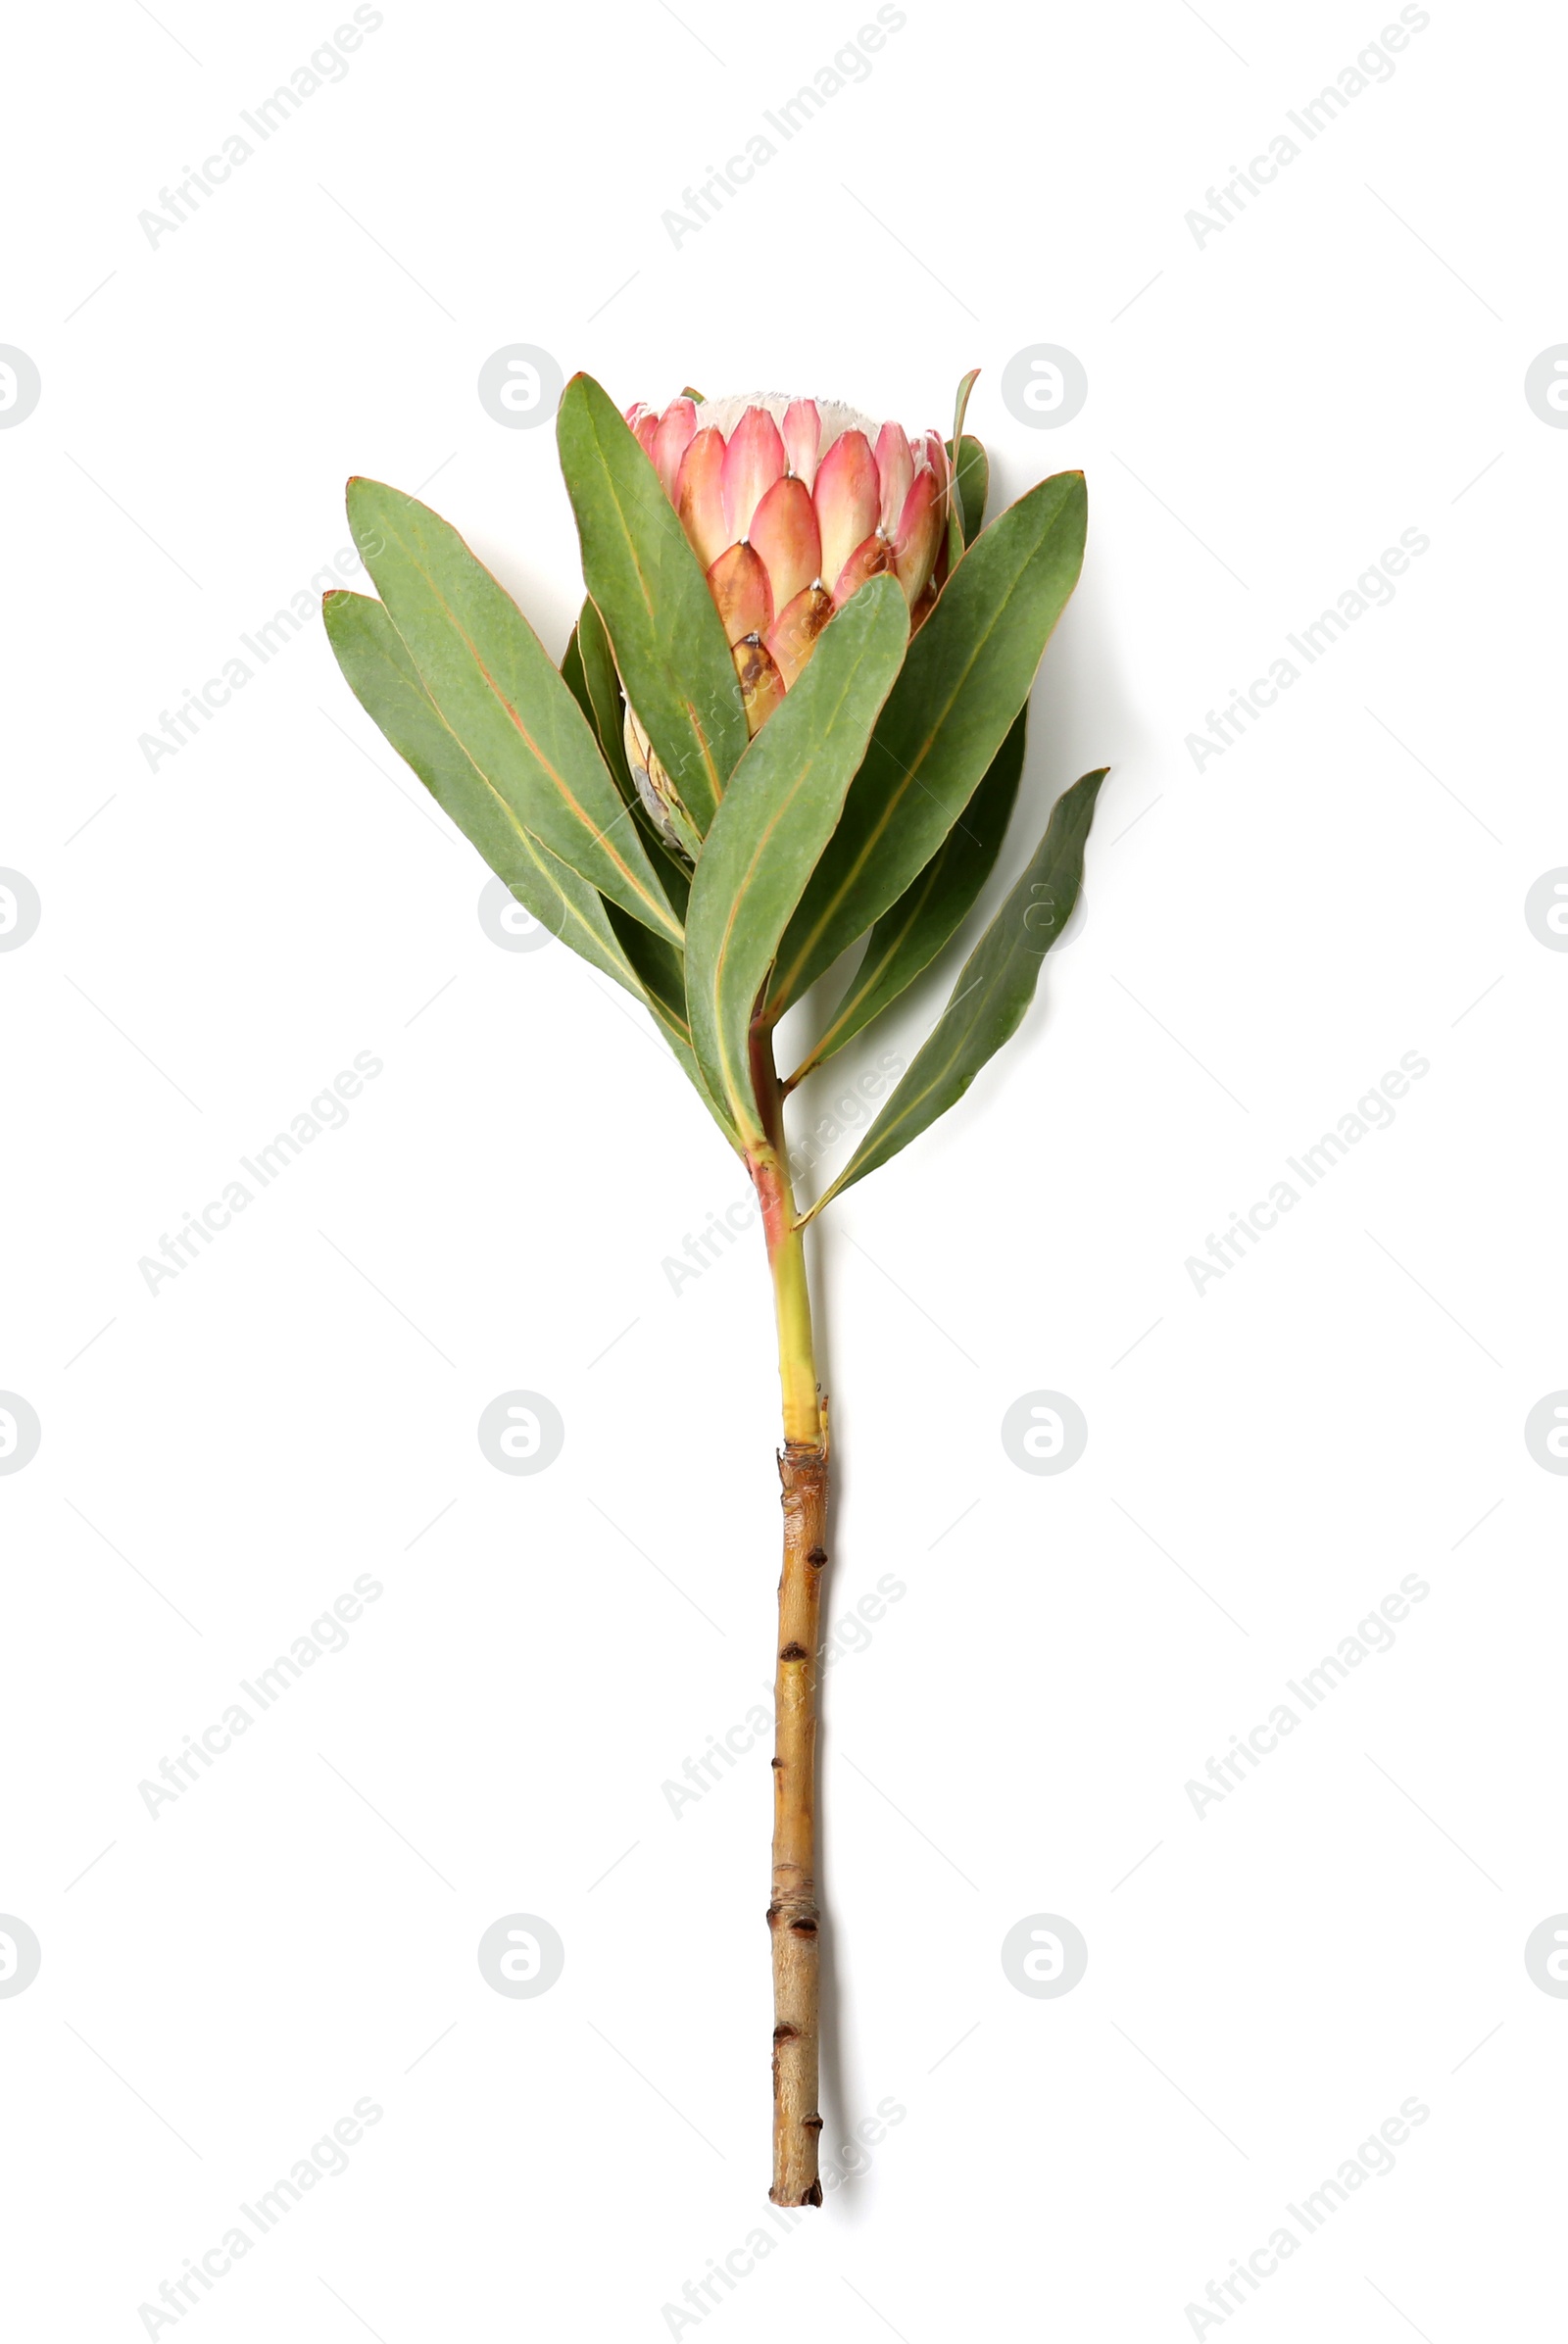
left=625, top=391, right=952, bottom=733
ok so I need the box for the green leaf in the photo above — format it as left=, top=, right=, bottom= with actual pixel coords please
left=791, top=706, right=1027, bottom=1081
left=766, top=469, right=1087, bottom=1014
left=345, top=477, right=681, bottom=944
left=946, top=432, right=989, bottom=547
left=807, top=766, right=1106, bottom=1210
left=561, top=616, right=592, bottom=724
left=323, top=588, right=643, bottom=993
left=565, top=600, right=691, bottom=920
left=685, top=575, right=910, bottom=1152
left=556, top=372, right=747, bottom=836
left=571, top=595, right=635, bottom=797
left=944, top=368, right=981, bottom=571
left=952, top=365, right=980, bottom=450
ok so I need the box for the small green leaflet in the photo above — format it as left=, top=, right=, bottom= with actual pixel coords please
left=944, top=368, right=981, bottom=571
left=805, top=767, right=1106, bottom=1210
left=946, top=433, right=989, bottom=548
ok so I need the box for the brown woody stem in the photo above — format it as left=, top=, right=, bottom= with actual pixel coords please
left=750, top=1024, right=826, bottom=2206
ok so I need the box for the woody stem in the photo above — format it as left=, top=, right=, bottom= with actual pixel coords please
left=750, top=1023, right=827, bottom=2207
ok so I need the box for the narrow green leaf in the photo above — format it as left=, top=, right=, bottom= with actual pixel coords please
left=561, top=618, right=592, bottom=725
left=792, top=706, right=1027, bottom=1081
left=946, top=432, right=989, bottom=547
left=346, top=477, right=681, bottom=944
left=323, top=589, right=643, bottom=993
left=944, top=369, right=981, bottom=571
left=766, top=469, right=1087, bottom=1013
left=685, top=576, right=910, bottom=1151
left=808, top=767, right=1106, bottom=1210
left=557, top=372, right=747, bottom=835
left=566, top=600, right=691, bottom=920
left=952, top=366, right=980, bottom=447
left=572, top=595, right=635, bottom=798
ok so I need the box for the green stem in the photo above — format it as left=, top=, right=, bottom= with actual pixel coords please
left=770, top=1212, right=819, bottom=1447
left=749, top=1023, right=821, bottom=1448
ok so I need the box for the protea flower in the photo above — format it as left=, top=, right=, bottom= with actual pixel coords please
left=620, top=393, right=954, bottom=849
left=325, top=366, right=1101, bottom=2210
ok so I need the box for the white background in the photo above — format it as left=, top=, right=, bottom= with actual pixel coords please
left=4, top=0, right=1564, bottom=2336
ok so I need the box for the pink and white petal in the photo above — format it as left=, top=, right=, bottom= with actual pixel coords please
left=812, top=429, right=879, bottom=595
left=764, top=582, right=836, bottom=689
left=891, top=468, right=943, bottom=602
left=624, top=400, right=651, bottom=427
left=782, top=399, right=821, bottom=488
left=748, top=475, right=822, bottom=610
left=915, top=428, right=951, bottom=489
left=720, top=406, right=787, bottom=541
left=733, top=638, right=788, bottom=736
left=632, top=410, right=660, bottom=461
left=830, top=530, right=894, bottom=609
left=706, top=541, right=774, bottom=645
left=873, top=421, right=914, bottom=536
left=675, top=428, right=730, bottom=570
left=916, top=429, right=953, bottom=527
left=653, top=397, right=698, bottom=501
